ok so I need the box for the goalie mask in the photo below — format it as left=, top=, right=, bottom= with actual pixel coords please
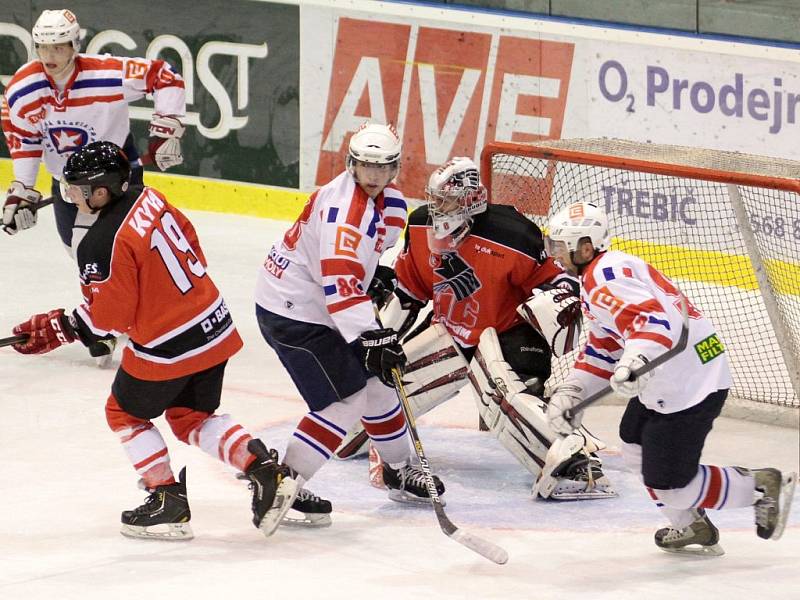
left=546, top=202, right=610, bottom=266
left=425, top=157, right=487, bottom=253
left=32, top=9, right=81, bottom=52
left=63, top=141, right=131, bottom=212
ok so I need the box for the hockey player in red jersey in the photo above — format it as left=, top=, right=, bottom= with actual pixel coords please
left=545, top=201, right=797, bottom=554
left=9, top=142, right=296, bottom=541
left=255, top=122, right=445, bottom=526
left=338, top=157, right=615, bottom=501
left=1, top=8, right=187, bottom=365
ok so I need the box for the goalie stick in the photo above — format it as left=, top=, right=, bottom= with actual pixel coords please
left=389, top=367, right=509, bottom=565
left=564, top=289, right=691, bottom=417
left=0, top=334, right=28, bottom=348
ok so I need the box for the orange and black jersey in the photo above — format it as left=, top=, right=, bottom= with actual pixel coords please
left=394, top=204, right=571, bottom=348
left=72, top=186, right=242, bottom=381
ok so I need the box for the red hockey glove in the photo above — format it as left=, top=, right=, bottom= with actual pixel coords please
left=12, top=309, right=78, bottom=355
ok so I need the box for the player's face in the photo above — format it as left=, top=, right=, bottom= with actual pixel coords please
left=546, top=238, right=577, bottom=274
left=36, top=43, right=75, bottom=78
left=66, top=184, right=111, bottom=214
left=353, top=161, right=396, bottom=198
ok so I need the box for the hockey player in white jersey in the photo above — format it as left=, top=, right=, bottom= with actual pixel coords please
left=545, top=201, right=797, bottom=555
left=255, top=122, right=445, bottom=528
left=1, top=8, right=187, bottom=365
left=2, top=9, right=186, bottom=247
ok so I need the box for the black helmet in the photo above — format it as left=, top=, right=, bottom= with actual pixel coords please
left=63, top=141, right=131, bottom=199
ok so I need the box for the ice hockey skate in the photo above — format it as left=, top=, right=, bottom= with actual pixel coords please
left=533, top=434, right=617, bottom=500
left=244, top=439, right=298, bottom=537
left=89, top=337, right=116, bottom=368
left=120, top=466, right=193, bottom=541
left=382, top=462, right=446, bottom=505
left=745, top=467, right=798, bottom=540
left=654, top=509, right=724, bottom=556
left=282, top=488, right=333, bottom=528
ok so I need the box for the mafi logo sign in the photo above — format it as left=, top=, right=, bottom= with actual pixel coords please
left=317, top=18, right=574, bottom=196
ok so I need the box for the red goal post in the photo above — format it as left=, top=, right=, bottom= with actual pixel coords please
left=481, top=138, right=800, bottom=425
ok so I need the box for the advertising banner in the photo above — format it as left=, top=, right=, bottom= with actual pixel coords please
left=0, top=0, right=299, bottom=188
left=300, top=1, right=800, bottom=202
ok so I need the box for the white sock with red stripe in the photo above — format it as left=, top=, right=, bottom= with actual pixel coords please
left=187, top=413, right=254, bottom=472
left=650, top=465, right=756, bottom=513
left=361, top=378, right=411, bottom=466
left=116, top=422, right=174, bottom=488
left=284, top=388, right=368, bottom=481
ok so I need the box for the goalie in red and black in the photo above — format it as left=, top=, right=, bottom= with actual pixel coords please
left=336, top=157, right=616, bottom=501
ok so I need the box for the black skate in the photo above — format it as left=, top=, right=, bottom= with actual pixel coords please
left=548, top=453, right=616, bottom=500
left=746, top=467, right=798, bottom=540
left=120, top=467, right=193, bottom=541
left=89, top=336, right=116, bottom=368
left=283, top=487, right=333, bottom=528
left=654, top=509, right=724, bottom=556
left=382, top=463, right=445, bottom=505
left=244, top=439, right=298, bottom=537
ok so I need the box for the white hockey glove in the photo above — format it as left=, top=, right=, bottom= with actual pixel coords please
left=547, top=381, right=585, bottom=436
left=2, top=181, right=42, bottom=235
left=148, top=114, right=185, bottom=171
left=609, top=352, right=652, bottom=399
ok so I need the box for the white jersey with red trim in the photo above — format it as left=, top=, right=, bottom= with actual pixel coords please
left=568, top=250, right=732, bottom=413
left=2, top=54, right=185, bottom=186
left=255, top=170, right=407, bottom=343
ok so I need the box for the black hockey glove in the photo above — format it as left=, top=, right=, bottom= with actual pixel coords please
left=367, top=265, right=397, bottom=309
left=358, top=328, right=406, bottom=387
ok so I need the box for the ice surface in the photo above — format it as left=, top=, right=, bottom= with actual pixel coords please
left=0, top=208, right=797, bottom=600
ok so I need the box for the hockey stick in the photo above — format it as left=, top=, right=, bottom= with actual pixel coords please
left=389, top=367, right=509, bottom=565
left=0, top=334, right=28, bottom=348
left=565, top=289, right=691, bottom=417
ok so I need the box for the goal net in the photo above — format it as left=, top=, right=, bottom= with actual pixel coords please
left=482, top=138, right=800, bottom=426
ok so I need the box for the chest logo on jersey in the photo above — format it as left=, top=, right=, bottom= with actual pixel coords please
left=335, top=226, right=362, bottom=258
left=47, top=126, right=89, bottom=154
left=432, top=252, right=481, bottom=301
left=473, top=243, right=504, bottom=259
left=694, top=333, right=725, bottom=364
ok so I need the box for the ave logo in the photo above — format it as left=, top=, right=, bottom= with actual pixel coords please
left=316, top=18, right=574, bottom=196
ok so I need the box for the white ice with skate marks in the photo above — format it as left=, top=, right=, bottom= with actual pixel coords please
left=0, top=209, right=797, bottom=600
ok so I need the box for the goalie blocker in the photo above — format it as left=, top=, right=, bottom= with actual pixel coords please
left=335, top=316, right=615, bottom=500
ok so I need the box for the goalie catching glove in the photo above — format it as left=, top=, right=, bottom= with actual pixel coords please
left=2, top=181, right=42, bottom=235
left=517, top=285, right=582, bottom=357
left=11, top=308, right=78, bottom=354
left=148, top=114, right=185, bottom=171
left=358, top=328, right=406, bottom=386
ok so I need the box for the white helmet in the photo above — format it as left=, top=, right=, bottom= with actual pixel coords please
left=547, top=202, right=610, bottom=253
left=32, top=9, right=81, bottom=51
left=347, top=122, right=401, bottom=170
left=425, top=157, right=487, bottom=253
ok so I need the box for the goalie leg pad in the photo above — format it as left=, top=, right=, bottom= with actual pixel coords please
left=334, top=323, right=468, bottom=461
left=469, top=327, right=556, bottom=477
